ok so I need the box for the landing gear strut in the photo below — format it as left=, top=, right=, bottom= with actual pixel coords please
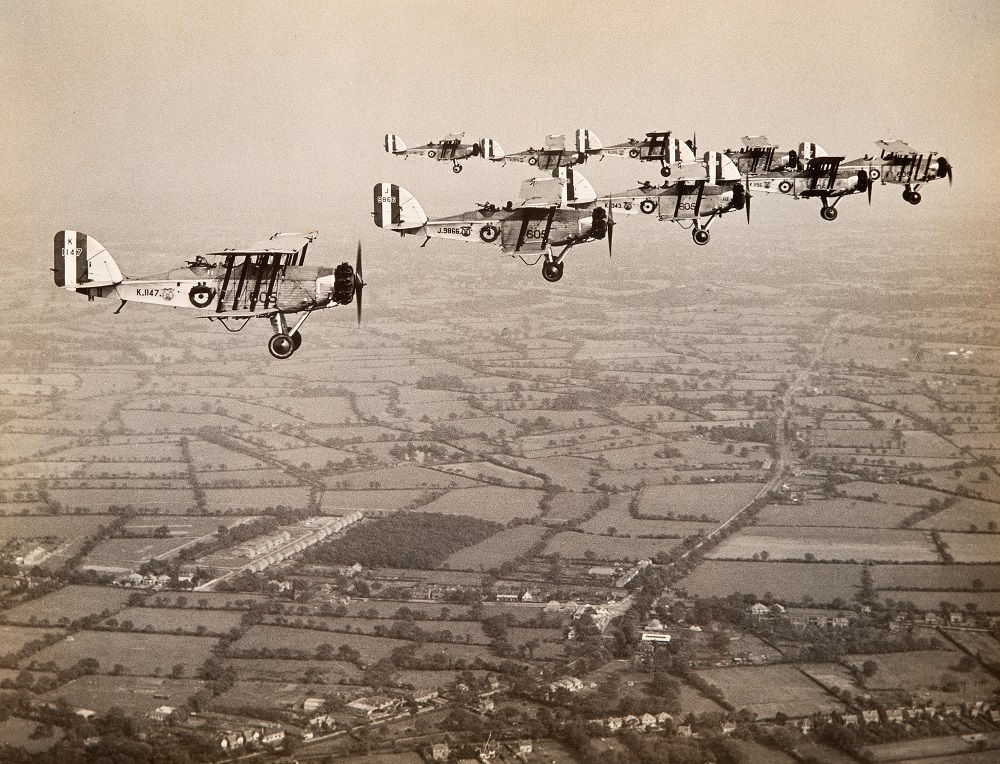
left=268, top=311, right=312, bottom=360
left=819, top=195, right=841, bottom=221
left=903, top=185, right=921, bottom=204
left=542, top=261, right=564, bottom=282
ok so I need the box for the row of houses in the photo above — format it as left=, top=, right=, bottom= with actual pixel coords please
left=218, top=725, right=286, bottom=750
left=238, top=513, right=362, bottom=573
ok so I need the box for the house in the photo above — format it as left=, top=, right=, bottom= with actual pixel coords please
left=75, top=709, right=97, bottom=719
left=606, top=717, right=623, bottom=731
left=310, top=714, right=334, bottom=728
left=944, top=705, right=961, bottom=717
left=641, top=713, right=658, bottom=729
left=799, top=718, right=814, bottom=734
left=885, top=708, right=904, bottom=723
left=623, top=714, right=641, bottom=729
left=676, top=725, right=692, bottom=737
left=347, top=695, right=400, bottom=715
left=303, top=697, right=325, bottom=713
left=722, top=722, right=737, bottom=735
left=517, top=740, right=533, bottom=754
left=656, top=712, right=673, bottom=726
left=261, top=728, right=285, bottom=745
left=750, top=603, right=770, bottom=617
left=220, top=732, right=244, bottom=749
left=148, top=706, right=176, bottom=722
left=949, top=612, right=964, bottom=625
left=842, top=714, right=858, bottom=726
left=862, top=710, right=879, bottom=724
left=429, top=742, right=450, bottom=761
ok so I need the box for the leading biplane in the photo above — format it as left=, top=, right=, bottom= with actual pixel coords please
left=479, top=130, right=603, bottom=171
left=843, top=140, right=952, bottom=205
left=384, top=132, right=482, bottom=173
left=53, top=231, right=364, bottom=360
left=372, top=166, right=612, bottom=283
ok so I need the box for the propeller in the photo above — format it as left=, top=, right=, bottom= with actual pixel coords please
left=742, top=172, right=752, bottom=224
left=354, top=241, right=365, bottom=326
left=938, top=156, right=953, bottom=186
left=607, top=200, right=615, bottom=258
left=864, top=168, right=873, bottom=205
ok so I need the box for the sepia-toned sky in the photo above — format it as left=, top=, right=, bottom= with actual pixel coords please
left=2, top=0, right=998, bottom=250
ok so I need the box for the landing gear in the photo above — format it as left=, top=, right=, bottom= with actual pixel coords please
left=269, top=333, right=295, bottom=360
left=542, top=260, right=564, bottom=282
left=268, top=311, right=312, bottom=360
left=692, top=228, right=710, bottom=245
left=904, top=187, right=921, bottom=204
left=819, top=195, right=841, bottom=221
left=660, top=165, right=671, bottom=178
left=452, top=164, right=463, bottom=174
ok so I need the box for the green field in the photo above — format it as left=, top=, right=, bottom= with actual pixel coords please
left=2, top=585, right=131, bottom=625
left=695, top=664, right=843, bottom=718
left=707, top=527, right=938, bottom=562
left=680, top=561, right=862, bottom=603
left=27, top=631, right=217, bottom=676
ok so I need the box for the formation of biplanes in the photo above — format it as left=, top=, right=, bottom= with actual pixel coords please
left=377, top=130, right=952, bottom=281
left=54, top=128, right=950, bottom=357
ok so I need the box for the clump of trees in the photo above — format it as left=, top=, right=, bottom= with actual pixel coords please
left=301, top=512, right=502, bottom=569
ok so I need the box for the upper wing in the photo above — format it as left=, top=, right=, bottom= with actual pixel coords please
left=876, top=139, right=916, bottom=155
left=518, top=176, right=564, bottom=208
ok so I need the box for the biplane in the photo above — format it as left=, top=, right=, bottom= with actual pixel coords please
left=53, top=231, right=364, bottom=360
left=372, top=166, right=612, bottom=283
left=384, top=132, right=481, bottom=173
left=847, top=140, right=953, bottom=204
left=724, top=135, right=799, bottom=175
left=598, top=151, right=747, bottom=244
left=479, top=129, right=603, bottom=171
left=738, top=141, right=871, bottom=220
left=602, top=131, right=702, bottom=177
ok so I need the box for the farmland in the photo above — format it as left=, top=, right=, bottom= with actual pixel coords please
left=694, top=664, right=845, bottom=718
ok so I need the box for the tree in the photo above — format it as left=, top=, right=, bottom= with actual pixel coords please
left=861, top=660, right=879, bottom=678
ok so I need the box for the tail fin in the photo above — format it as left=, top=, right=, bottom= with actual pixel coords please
left=575, top=129, right=603, bottom=154
left=54, top=231, right=123, bottom=289
left=372, top=183, right=427, bottom=231
left=384, top=134, right=407, bottom=154
left=675, top=137, right=696, bottom=163
left=705, top=152, right=741, bottom=184
left=480, top=138, right=505, bottom=161
left=562, top=167, right=596, bottom=207
left=798, top=142, right=828, bottom=162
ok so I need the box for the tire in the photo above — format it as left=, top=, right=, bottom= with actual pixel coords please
left=660, top=166, right=671, bottom=178
left=693, top=229, right=710, bottom=245
left=268, top=333, right=295, bottom=360
left=639, top=199, right=657, bottom=215
left=452, top=164, right=462, bottom=174
left=820, top=206, right=838, bottom=221
left=479, top=225, right=500, bottom=243
left=778, top=180, right=793, bottom=194
left=908, top=191, right=921, bottom=205
left=188, top=285, right=215, bottom=308
left=629, top=148, right=640, bottom=159
left=541, top=261, right=564, bottom=282
left=291, top=332, right=302, bottom=351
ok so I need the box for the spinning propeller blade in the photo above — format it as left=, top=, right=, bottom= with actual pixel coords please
left=744, top=173, right=752, bottom=224
left=607, top=201, right=615, bottom=258
left=354, top=241, right=365, bottom=326
left=867, top=168, right=873, bottom=205
left=940, top=157, right=953, bottom=186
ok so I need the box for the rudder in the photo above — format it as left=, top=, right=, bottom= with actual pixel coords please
left=372, top=184, right=427, bottom=231
left=384, top=134, right=407, bottom=154
left=53, top=231, right=122, bottom=289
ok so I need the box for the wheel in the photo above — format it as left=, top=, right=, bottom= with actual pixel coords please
left=291, top=332, right=302, bottom=351
left=820, top=207, right=838, bottom=221
left=268, top=333, right=295, bottom=360
left=479, top=224, right=500, bottom=243
left=629, top=148, right=640, bottom=159
left=452, top=164, right=462, bottom=174
left=693, top=229, right=710, bottom=245
left=639, top=198, right=657, bottom=215
left=908, top=191, right=921, bottom=205
left=541, top=261, right=564, bottom=282
left=902, top=189, right=912, bottom=202
left=660, top=166, right=671, bottom=178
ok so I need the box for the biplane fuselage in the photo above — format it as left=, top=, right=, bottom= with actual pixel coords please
left=54, top=230, right=363, bottom=359
left=603, top=132, right=700, bottom=178
left=421, top=205, right=601, bottom=255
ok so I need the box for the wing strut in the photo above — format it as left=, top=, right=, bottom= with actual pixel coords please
left=216, top=254, right=236, bottom=313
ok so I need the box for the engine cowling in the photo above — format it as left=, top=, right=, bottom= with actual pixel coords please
left=590, top=207, right=608, bottom=239
left=332, top=263, right=356, bottom=305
